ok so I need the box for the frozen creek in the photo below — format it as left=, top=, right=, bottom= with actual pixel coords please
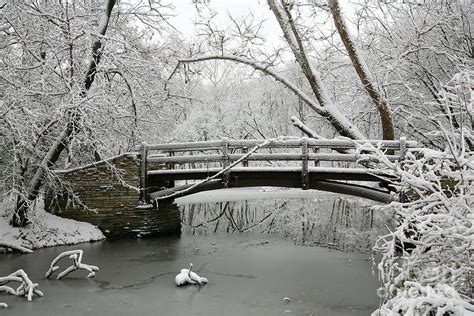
left=0, top=189, right=381, bottom=315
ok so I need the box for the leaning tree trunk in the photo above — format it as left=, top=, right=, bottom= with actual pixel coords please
left=329, top=0, right=395, bottom=141
left=267, top=0, right=366, bottom=140
left=12, top=0, right=117, bottom=227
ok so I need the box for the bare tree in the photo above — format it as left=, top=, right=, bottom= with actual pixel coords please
left=329, top=0, right=394, bottom=140
left=170, top=1, right=367, bottom=141
left=7, top=0, right=117, bottom=226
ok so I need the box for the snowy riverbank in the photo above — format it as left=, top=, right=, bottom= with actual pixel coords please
left=0, top=198, right=105, bottom=253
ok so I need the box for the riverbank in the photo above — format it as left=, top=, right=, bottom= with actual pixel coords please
left=0, top=198, right=104, bottom=253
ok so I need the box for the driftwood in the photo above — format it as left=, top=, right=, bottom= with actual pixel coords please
left=0, top=269, right=44, bottom=303
left=45, top=250, right=99, bottom=279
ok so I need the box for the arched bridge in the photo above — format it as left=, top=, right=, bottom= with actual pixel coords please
left=47, top=136, right=417, bottom=237
left=139, top=137, right=417, bottom=204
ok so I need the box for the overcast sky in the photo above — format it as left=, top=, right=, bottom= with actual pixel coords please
left=168, top=0, right=280, bottom=43
left=166, top=0, right=357, bottom=44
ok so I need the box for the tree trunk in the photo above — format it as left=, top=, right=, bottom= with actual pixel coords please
left=329, top=0, right=395, bottom=140
left=267, top=0, right=366, bottom=140
left=12, top=0, right=117, bottom=227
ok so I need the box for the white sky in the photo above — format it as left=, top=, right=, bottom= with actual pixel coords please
left=166, top=0, right=357, bottom=45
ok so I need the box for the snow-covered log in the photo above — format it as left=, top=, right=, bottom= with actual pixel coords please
left=0, top=269, right=44, bottom=302
left=45, top=250, right=99, bottom=279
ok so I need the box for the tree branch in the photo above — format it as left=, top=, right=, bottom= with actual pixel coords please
left=177, top=54, right=365, bottom=140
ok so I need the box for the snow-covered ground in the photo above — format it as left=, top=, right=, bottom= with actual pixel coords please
left=0, top=198, right=104, bottom=253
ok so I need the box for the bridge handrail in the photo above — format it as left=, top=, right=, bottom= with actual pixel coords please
left=144, top=138, right=417, bottom=151
left=146, top=153, right=403, bottom=164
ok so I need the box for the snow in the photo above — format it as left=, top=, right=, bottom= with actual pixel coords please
left=45, top=250, right=99, bottom=279
left=0, top=198, right=105, bottom=252
left=372, top=283, right=474, bottom=315
left=175, top=263, right=208, bottom=286
left=0, top=269, right=44, bottom=303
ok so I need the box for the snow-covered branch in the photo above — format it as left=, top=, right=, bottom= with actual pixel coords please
left=266, top=0, right=366, bottom=140
left=0, top=269, right=44, bottom=303
left=290, top=116, right=323, bottom=139
left=45, top=250, right=99, bottom=279
left=362, top=73, right=474, bottom=313
left=178, top=55, right=323, bottom=113
left=177, top=54, right=365, bottom=140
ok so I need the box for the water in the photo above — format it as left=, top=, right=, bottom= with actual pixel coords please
left=177, top=188, right=389, bottom=253
left=0, top=234, right=379, bottom=315
left=0, top=188, right=382, bottom=315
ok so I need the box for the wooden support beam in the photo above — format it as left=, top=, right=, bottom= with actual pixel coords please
left=139, top=142, right=148, bottom=203
left=399, top=136, right=407, bottom=161
left=301, top=137, right=309, bottom=190
left=221, top=138, right=230, bottom=187
left=242, top=146, right=249, bottom=167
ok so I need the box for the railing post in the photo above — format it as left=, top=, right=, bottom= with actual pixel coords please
left=313, top=147, right=320, bottom=167
left=222, top=138, right=230, bottom=187
left=140, top=141, right=148, bottom=203
left=168, top=151, right=175, bottom=189
left=301, top=137, right=309, bottom=190
left=399, top=136, right=407, bottom=161
left=242, top=146, right=248, bottom=167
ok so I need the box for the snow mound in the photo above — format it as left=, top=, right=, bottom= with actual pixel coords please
left=0, top=198, right=105, bottom=252
left=175, top=263, right=208, bottom=286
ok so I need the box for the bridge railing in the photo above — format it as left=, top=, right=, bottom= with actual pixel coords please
left=143, top=138, right=416, bottom=164
left=138, top=137, right=417, bottom=203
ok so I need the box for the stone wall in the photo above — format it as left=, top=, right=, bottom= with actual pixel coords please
left=45, top=153, right=181, bottom=238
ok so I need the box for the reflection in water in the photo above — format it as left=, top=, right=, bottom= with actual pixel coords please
left=180, top=193, right=393, bottom=253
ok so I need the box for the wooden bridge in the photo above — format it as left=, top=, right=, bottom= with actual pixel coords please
left=47, top=136, right=417, bottom=237
left=139, top=137, right=417, bottom=205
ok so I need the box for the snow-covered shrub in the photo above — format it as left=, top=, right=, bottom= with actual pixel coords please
left=376, top=282, right=471, bottom=315
left=368, top=70, right=474, bottom=315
